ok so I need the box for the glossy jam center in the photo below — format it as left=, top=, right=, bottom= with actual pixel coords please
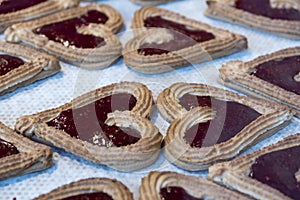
left=160, top=186, right=203, bottom=200
left=0, top=138, right=19, bottom=158
left=251, top=55, right=300, bottom=95
left=0, top=54, right=24, bottom=76
left=61, top=192, right=113, bottom=200
left=0, top=0, right=47, bottom=14
left=34, top=10, right=108, bottom=48
left=47, top=93, right=141, bottom=147
left=235, top=0, right=300, bottom=21
left=250, top=146, right=300, bottom=199
left=138, top=16, right=215, bottom=56
left=180, top=94, right=261, bottom=147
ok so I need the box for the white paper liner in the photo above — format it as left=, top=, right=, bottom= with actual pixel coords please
left=0, top=0, right=300, bottom=199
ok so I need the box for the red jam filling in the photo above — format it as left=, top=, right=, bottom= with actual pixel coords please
left=160, top=186, right=203, bottom=200
left=250, top=55, right=300, bottom=95
left=180, top=94, right=261, bottom=147
left=47, top=93, right=141, bottom=147
left=250, top=146, right=300, bottom=199
left=0, top=0, right=47, bottom=14
left=33, top=10, right=109, bottom=49
left=61, top=192, right=113, bottom=200
left=0, top=138, right=19, bottom=158
left=138, top=16, right=215, bottom=56
left=235, top=0, right=300, bottom=21
left=0, top=54, right=24, bottom=76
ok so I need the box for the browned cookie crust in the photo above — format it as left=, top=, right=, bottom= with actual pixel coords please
left=219, top=47, right=300, bottom=117
left=209, top=133, right=300, bottom=200
left=157, top=82, right=293, bottom=170
left=0, top=41, right=60, bottom=95
left=0, top=0, right=80, bottom=33
left=123, top=7, right=247, bottom=74
left=5, top=4, right=123, bottom=69
left=139, top=171, right=251, bottom=199
left=206, top=0, right=300, bottom=39
left=15, top=82, right=163, bottom=171
left=34, top=178, right=133, bottom=200
left=0, top=121, right=52, bottom=180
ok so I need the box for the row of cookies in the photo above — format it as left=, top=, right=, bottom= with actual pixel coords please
left=0, top=81, right=294, bottom=172
left=136, top=0, right=300, bottom=39
left=0, top=3, right=253, bottom=96
left=2, top=110, right=299, bottom=200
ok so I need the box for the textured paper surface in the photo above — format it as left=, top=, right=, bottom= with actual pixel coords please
left=0, top=0, right=300, bottom=199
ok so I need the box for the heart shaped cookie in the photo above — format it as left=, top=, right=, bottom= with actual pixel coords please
left=15, top=82, right=162, bottom=171
left=209, top=133, right=300, bottom=200
left=206, top=0, right=300, bottom=39
left=0, top=41, right=60, bottom=95
left=0, top=0, right=80, bottom=33
left=34, top=178, right=133, bottom=200
left=4, top=4, right=123, bottom=69
left=219, top=47, right=300, bottom=117
left=123, top=7, right=247, bottom=74
left=157, top=82, right=293, bottom=170
left=140, top=171, right=251, bottom=199
left=0, top=121, right=52, bottom=180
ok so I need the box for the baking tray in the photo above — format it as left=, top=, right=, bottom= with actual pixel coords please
left=0, top=0, right=299, bottom=199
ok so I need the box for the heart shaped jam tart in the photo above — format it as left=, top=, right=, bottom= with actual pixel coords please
left=219, top=47, right=300, bottom=117
left=0, top=41, right=60, bottom=95
left=15, top=82, right=162, bottom=171
left=34, top=178, right=133, bottom=200
left=123, top=7, right=247, bottom=74
left=0, top=0, right=80, bottom=33
left=206, top=0, right=300, bottom=39
left=157, top=83, right=293, bottom=170
left=209, top=133, right=300, bottom=200
left=0, top=121, right=52, bottom=180
left=5, top=4, right=123, bottom=69
left=139, top=171, right=250, bottom=200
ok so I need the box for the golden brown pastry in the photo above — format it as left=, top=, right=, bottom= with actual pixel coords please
left=123, top=7, right=247, bottom=74
left=0, top=0, right=80, bottom=33
left=0, top=41, right=60, bottom=95
left=5, top=4, right=123, bottom=69
left=219, top=47, right=300, bottom=117
left=34, top=178, right=133, bottom=200
left=140, top=171, right=251, bottom=199
left=157, top=82, right=293, bottom=170
left=15, top=82, right=163, bottom=171
left=206, top=0, right=300, bottom=39
left=0, top=121, right=52, bottom=180
left=209, top=133, right=300, bottom=200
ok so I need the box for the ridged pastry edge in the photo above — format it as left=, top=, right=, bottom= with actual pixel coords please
left=0, top=121, right=52, bottom=180
left=34, top=178, right=133, bottom=200
left=15, top=82, right=163, bottom=171
left=4, top=4, right=123, bottom=69
left=219, top=46, right=300, bottom=117
left=208, top=133, right=300, bottom=200
left=205, top=0, right=300, bottom=39
left=139, top=171, right=251, bottom=199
